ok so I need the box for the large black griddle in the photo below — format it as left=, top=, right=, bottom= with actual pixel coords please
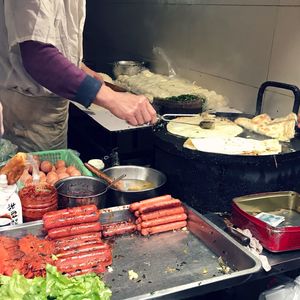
left=153, top=81, right=300, bottom=212
left=155, top=81, right=300, bottom=158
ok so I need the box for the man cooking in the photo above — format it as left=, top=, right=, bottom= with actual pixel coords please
left=0, top=0, right=157, bottom=152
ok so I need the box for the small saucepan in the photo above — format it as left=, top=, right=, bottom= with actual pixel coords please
left=54, top=176, right=111, bottom=209
left=102, top=165, right=167, bottom=206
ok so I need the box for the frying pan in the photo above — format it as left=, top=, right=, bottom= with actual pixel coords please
left=155, top=81, right=300, bottom=156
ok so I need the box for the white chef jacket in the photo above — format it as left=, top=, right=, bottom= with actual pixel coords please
left=0, top=0, right=86, bottom=97
left=0, top=0, right=86, bottom=152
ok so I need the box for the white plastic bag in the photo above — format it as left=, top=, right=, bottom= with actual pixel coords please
left=259, top=275, right=300, bottom=300
left=0, top=174, right=23, bottom=225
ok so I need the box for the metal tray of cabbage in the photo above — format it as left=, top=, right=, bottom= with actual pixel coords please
left=0, top=204, right=261, bottom=300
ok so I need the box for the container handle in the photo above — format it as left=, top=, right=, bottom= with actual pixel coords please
left=256, top=81, right=300, bottom=115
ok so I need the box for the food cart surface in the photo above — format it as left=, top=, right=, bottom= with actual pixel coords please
left=0, top=205, right=261, bottom=300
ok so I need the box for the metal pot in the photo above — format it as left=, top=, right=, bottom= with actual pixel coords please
left=103, top=165, right=167, bottom=206
left=113, top=60, right=145, bottom=77
left=54, top=176, right=108, bottom=209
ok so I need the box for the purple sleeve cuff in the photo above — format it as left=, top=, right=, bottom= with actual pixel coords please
left=19, top=41, right=101, bottom=107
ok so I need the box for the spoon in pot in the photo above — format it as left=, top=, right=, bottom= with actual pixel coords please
left=105, top=174, right=126, bottom=191
left=84, top=162, right=126, bottom=191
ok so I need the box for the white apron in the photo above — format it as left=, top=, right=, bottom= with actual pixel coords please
left=1, top=89, right=69, bottom=152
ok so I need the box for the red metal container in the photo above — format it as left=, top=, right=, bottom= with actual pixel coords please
left=231, top=191, right=300, bottom=252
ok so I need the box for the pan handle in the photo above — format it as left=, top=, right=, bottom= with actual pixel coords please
left=256, top=81, right=300, bottom=115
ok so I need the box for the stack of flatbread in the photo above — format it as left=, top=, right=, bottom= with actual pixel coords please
left=234, top=113, right=297, bottom=142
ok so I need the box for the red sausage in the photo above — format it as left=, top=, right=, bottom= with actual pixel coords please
left=54, top=232, right=102, bottom=245
left=141, top=213, right=187, bottom=228
left=129, top=195, right=172, bottom=211
left=48, top=222, right=102, bottom=239
left=44, top=210, right=100, bottom=230
left=57, top=242, right=110, bottom=258
left=56, top=238, right=103, bottom=252
left=139, top=199, right=182, bottom=214
left=56, top=249, right=112, bottom=266
left=66, top=264, right=107, bottom=276
left=43, top=205, right=98, bottom=219
left=102, top=222, right=136, bottom=237
left=140, top=206, right=185, bottom=221
left=56, top=250, right=112, bottom=272
left=141, top=221, right=187, bottom=236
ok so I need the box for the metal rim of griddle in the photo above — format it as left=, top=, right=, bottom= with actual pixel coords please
left=154, top=81, right=300, bottom=161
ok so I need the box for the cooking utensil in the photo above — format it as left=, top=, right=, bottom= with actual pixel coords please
left=106, top=174, right=126, bottom=189
left=159, top=113, right=215, bottom=129
left=84, top=162, right=124, bottom=190
left=223, top=218, right=250, bottom=246
left=104, top=81, right=128, bottom=93
left=54, top=176, right=109, bottom=209
left=102, top=165, right=167, bottom=206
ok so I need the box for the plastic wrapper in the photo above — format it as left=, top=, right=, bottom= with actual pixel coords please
left=259, top=275, right=300, bottom=300
left=0, top=139, right=18, bottom=164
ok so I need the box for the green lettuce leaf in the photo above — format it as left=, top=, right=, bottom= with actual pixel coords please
left=0, top=264, right=112, bottom=300
left=0, top=271, right=32, bottom=300
left=46, top=264, right=112, bottom=300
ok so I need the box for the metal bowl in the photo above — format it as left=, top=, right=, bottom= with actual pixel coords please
left=54, top=176, right=108, bottom=209
left=113, top=60, right=145, bottom=78
left=103, top=165, right=167, bottom=206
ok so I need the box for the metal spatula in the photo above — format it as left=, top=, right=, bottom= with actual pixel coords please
left=159, top=113, right=215, bottom=129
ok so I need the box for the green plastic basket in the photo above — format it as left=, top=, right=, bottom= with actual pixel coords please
left=30, top=149, right=93, bottom=176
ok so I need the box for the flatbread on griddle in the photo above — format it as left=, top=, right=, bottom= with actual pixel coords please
left=183, top=137, right=282, bottom=156
left=234, top=113, right=297, bottom=142
left=166, top=116, right=243, bottom=138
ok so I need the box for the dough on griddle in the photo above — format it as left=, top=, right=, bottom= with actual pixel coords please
left=166, top=116, right=243, bottom=138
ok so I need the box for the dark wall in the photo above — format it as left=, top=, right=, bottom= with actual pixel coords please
left=83, top=1, right=112, bottom=74
left=84, top=1, right=142, bottom=76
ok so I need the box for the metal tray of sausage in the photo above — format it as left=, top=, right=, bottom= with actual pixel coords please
left=0, top=204, right=261, bottom=300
